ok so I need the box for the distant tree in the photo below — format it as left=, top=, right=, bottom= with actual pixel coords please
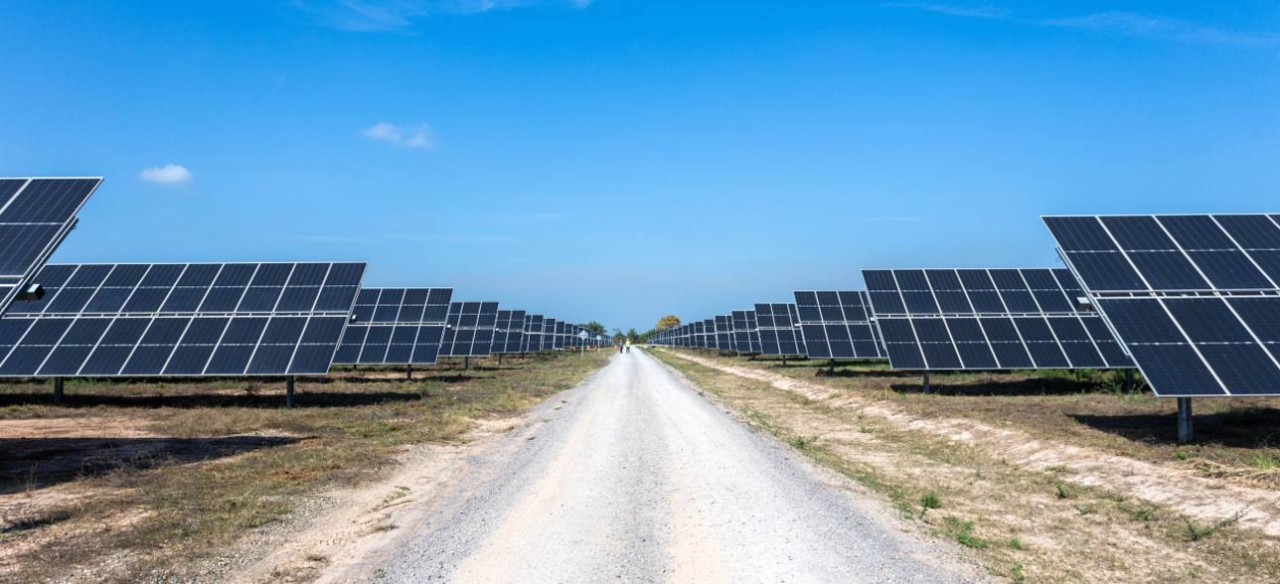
left=626, top=328, right=639, bottom=343
left=583, top=321, right=606, bottom=334
left=656, top=315, right=681, bottom=330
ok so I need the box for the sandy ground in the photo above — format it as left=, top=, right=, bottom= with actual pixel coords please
left=315, top=351, right=981, bottom=583
left=668, top=351, right=1280, bottom=539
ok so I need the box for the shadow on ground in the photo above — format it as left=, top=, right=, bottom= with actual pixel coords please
left=1073, top=407, right=1280, bottom=447
left=0, top=435, right=299, bottom=494
left=889, top=377, right=1110, bottom=397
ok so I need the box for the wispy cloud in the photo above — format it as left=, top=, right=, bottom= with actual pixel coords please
left=880, top=2, right=1007, bottom=20
left=1041, top=12, right=1280, bottom=49
left=297, top=0, right=594, bottom=32
left=882, top=3, right=1280, bottom=49
left=364, top=122, right=434, bottom=149
left=138, top=164, right=194, bottom=187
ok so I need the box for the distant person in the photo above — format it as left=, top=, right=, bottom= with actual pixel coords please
left=625, top=343, right=631, bottom=354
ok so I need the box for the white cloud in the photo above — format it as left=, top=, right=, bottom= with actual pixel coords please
left=364, top=122, right=434, bottom=149
left=297, top=0, right=594, bottom=32
left=882, top=4, right=1280, bottom=49
left=138, top=164, right=194, bottom=187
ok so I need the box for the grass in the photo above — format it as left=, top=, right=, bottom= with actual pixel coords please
left=942, top=516, right=989, bottom=549
left=919, top=492, right=941, bottom=515
left=703, top=352, right=1280, bottom=488
left=0, top=349, right=608, bottom=583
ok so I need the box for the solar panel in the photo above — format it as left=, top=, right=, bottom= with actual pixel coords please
left=0, top=178, right=102, bottom=310
left=541, top=318, right=558, bottom=351
left=333, top=287, right=452, bottom=365
left=440, top=302, right=498, bottom=357
left=1046, top=214, right=1280, bottom=397
left=714, top=315, right=733, bottom=351
left=522, top=314, right=545, bottom=352
left=863, top=268, right=1133, bottom=371
left=491, top=310, right=527, bottom=354
left=730, top=310, right=759, bottom=353
left=793, top=291, right=885, bottom=359
left=0, top=262, right=364, bottom=377
left=754, top=303, right=807, bottom=356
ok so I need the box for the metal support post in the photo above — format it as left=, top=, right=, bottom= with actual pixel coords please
left=286, top=376, right=296, bottom=408
left=1177, top=397, right=1193, bottom=443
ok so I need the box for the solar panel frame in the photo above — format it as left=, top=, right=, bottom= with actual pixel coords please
left=863, top=267, right=1133, bottom=371
left=0, top=262, right=364, bottom=377
left=1045, top=214, right=1280, bottom=397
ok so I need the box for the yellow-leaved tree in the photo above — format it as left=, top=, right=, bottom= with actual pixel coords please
left=656, top=315, right=681, bottom=330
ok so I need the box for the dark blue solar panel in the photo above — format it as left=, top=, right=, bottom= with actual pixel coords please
left=1044, top=217, right=1119, bottom=252
left=1187, top=251, right=1272, bottom=289
left=1064, top=252, right=1147, bottom=291
left=1126, top=251, right=1210, bottom=290
left=1097, top=299, right=1183, bottom=344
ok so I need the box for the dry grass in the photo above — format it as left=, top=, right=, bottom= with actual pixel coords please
left=709, top=353, right=1280, bottom=488
left=0, top=350, right=608, bottom=583
left=653, top=348, right=1280, bottom=583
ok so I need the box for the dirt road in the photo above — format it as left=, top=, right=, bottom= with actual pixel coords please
left=333, top=350, right=977, bottom=582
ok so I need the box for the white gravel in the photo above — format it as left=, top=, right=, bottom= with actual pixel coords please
left=359, top=350, right=980, bottom=583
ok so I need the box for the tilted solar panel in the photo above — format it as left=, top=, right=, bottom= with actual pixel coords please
left=1046, top=214, right=1280, bottom=397
left=333, top=287, right=452, bottom=365
left=0, top=178, right=102, bottom=310
left=793, top=290, right=884, bottom=359
left=440, top=301, right=498, bottom=357
left=731, top=310, right=760, bottom=353
left=522, top=314, right=545, bottom=353
left=863, top=268, right=1132, bottom=371
left=491, top=310, right=527, bottom=354
left=754, top=303, right=806, bottom=356
left=0, top=262, right=364, bottom=377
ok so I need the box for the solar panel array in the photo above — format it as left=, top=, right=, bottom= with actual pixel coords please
left=754, top=303, right=806, bottom=356
left=793, top=291, right=884, bottom=359
left=440, top=302, right=499, bottom=357
left=0, top=178, right=102, bottom=310
left=334, top=287, right=452, bottom=365
left=0, top=262, right=364, bottom=377
left=1046, top=214, right=1280, bottom=397
left=863, top=268, right=1131, bottom=371
left=492, top=310, right=527, bottom=354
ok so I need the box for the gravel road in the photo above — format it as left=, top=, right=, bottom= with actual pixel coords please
left=351, top=349, right=978, bottom=583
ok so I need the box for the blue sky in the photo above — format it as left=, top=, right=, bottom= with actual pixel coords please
left=3, top=1, right=1279, bottom=330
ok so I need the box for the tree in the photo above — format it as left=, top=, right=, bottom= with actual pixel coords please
left=583, top=321, right=606, bottom=334
left=656, top=315, right=681, bottom=330
left=626, top=328, right=639, bottom=343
